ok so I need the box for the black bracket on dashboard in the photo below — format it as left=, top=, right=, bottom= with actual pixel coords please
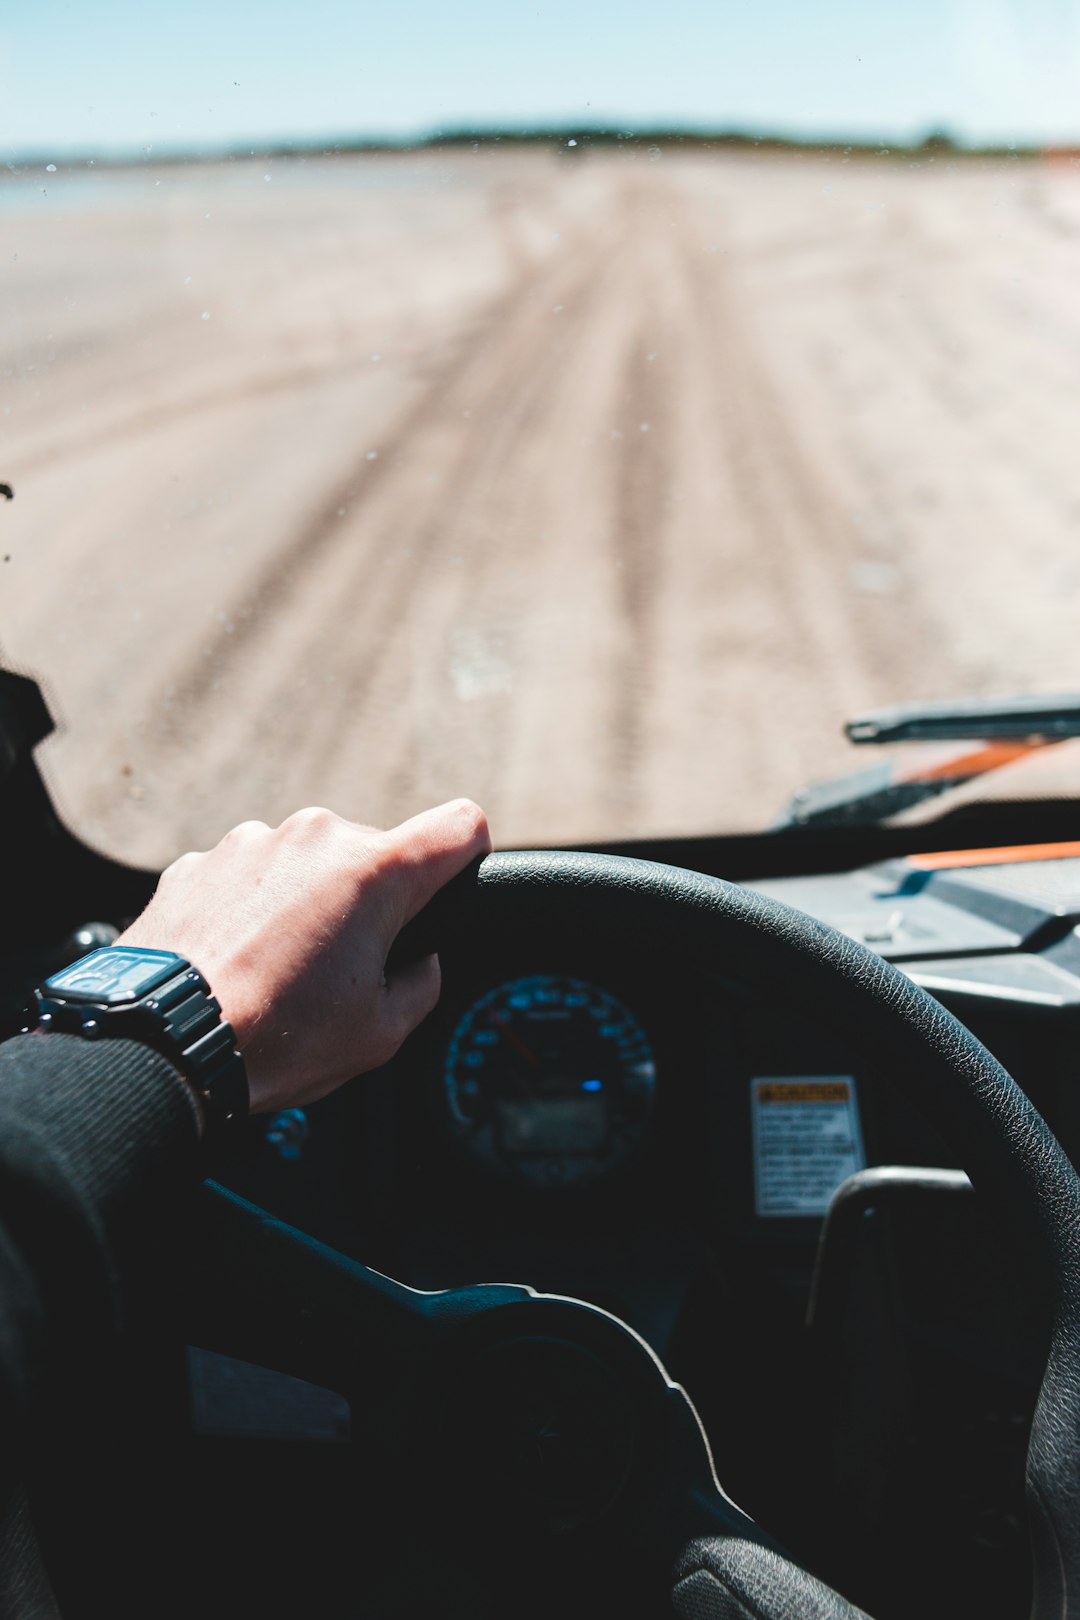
left=0, top=670, right=54, bottom=784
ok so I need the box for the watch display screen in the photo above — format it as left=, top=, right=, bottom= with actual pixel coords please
left=44, top=948, right=183, bottom=1004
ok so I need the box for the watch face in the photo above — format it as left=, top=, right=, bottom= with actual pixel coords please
left=43, top=947, right=184, bottom=1005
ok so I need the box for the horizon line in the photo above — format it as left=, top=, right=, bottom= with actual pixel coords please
left=3, top=122, right=1070, bottom=171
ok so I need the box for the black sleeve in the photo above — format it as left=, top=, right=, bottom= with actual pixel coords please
left=0, top=1032, right=201, bottom=1491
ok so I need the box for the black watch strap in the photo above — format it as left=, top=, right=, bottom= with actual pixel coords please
left=136, top=964, right=249, bottom=1145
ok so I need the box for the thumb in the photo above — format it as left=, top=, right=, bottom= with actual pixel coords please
left=383, top=798, right=492, bottom=922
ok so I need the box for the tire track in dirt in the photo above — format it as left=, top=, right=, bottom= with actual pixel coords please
left=239, top=167, right=701, bottom=834
left=605, top=324, right=669, bottom=816
left=414, top=172, right=683, bottom=832
left=143, top=173, right=637, bottom=835
left=674, top=184, right=962, bottom=727
left=290, top=177, right=647, bottom=809
left=567, top=164, right=979, bottom=833
left=265, top=162, right=965, bottom=839
left=370, top=270, right=628, bottom=816
left=164, top=238, right=608, bottom=718
left=597, top=177, right=686, bottom=823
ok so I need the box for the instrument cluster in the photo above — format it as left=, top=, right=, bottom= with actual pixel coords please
left=441, top=973, right=657, bottom=1189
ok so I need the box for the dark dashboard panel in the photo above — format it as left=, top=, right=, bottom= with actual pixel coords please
left=183, top=840, right=1080, bottom=1435
left=206, top=846, right=1080, bottom=1311
left=9, top=832, right=1077, bottom=1314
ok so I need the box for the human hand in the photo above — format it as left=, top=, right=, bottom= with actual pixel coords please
left=116, top=799, right=491, bottom=1114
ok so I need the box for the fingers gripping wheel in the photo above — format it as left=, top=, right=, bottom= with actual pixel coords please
left=197, top=852, right=1080, bottom=1620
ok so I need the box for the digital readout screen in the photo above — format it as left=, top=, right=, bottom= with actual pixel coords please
left=495, top=1095, right=608, bottom=1155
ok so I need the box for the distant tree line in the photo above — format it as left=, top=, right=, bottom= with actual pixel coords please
left=8, top=125, right=1070, bottom=173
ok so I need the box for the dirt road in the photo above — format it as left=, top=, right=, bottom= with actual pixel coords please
left=3, top=148, right=1080, bottom=867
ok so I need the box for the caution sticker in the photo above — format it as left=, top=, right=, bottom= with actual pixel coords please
left=751, top=1075, right=865, bottom=1218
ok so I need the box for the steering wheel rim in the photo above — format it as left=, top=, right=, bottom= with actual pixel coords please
left=191, top=850, right=1080, bottom=1619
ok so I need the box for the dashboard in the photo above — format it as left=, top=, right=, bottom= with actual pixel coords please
left=194, top=840, right=1080, bottom=1570
left=8, top=823, right=1080, bottom=1620
left=9, top=839, right=1079, bottom=1324
left=181, top=842, right=1077, bottom=1454
left=224, top=843, right=1080, bottom=1254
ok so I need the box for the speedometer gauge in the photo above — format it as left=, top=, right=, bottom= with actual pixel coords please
left=443, top=975, right=657, bottom=1188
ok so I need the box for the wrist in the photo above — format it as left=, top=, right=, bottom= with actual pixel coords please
left=30, top=946, right=249, bottom=1153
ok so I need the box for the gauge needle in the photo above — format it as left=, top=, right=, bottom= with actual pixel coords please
left=491, top=1018, right=541, bottom=1068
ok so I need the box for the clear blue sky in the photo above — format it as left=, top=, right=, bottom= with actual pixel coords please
left=3, top=0, right=1080, bottom=158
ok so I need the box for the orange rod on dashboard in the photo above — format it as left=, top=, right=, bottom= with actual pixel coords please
left=900, top=742, right=1037, bottom=785
left=910, top=841, right=1080, bottom=870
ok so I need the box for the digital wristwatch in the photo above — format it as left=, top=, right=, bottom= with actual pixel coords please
left=30, top=946, right=249, bottom=1149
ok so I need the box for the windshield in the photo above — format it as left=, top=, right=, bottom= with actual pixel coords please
left=3, top=3, right=1079, bottom=865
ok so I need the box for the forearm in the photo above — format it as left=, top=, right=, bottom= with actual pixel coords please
left=0, top=1034, right=201, bottom=1492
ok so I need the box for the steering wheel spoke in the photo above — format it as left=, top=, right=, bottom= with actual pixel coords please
left=182, top=1185, right=774, bottom=1571
left=180, top=1181, right=533, bottom=1412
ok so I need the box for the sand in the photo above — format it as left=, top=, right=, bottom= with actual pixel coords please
left=3, top=146, right=1080, bottom=867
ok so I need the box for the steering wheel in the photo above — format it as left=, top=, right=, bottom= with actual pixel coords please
left=184, top=851, right=1080, bottom=1619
